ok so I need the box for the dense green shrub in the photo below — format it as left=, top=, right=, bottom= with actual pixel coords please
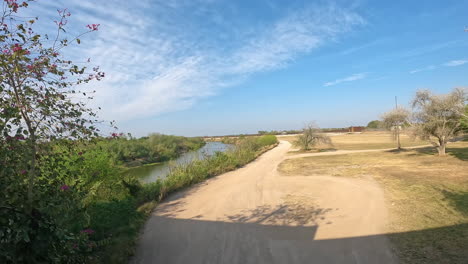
left=134, top=180, right=164, bottom=205
left=0, top=139, right=129, bottom=263
left=88, top=199, right=143, bottom=240
left=256, top=135, right=278, bottom=147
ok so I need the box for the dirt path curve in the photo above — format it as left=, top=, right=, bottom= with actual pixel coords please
left=132, top=141, right=398, bottom=264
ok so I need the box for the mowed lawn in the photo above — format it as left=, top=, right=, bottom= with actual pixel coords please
left=278, top=139, right=468, bottom=264
left=278, top=131, right=430, bottom=150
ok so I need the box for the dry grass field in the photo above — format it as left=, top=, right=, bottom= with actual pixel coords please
left=278, top=131, right=430, bottom=151
left=278, top=137, right=468, bottom=263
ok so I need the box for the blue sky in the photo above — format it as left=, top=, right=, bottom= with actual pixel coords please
left=31, top=0, right=468, bottom=136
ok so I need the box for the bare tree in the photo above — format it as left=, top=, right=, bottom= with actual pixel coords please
left=381, top=108, right=410, bottom=150
left=411, top=88, right=467, bottom=156
left=294, top=123, right=332, bottom=151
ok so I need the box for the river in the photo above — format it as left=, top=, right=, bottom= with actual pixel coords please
left=124, top=141, right=233, bottom=183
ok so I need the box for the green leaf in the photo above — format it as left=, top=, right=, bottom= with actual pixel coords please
left=22, top=232, right=30, bottom=242
left=76, top=38, right=80, bottom=44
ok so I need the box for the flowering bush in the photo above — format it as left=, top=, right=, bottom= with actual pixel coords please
left=0, top=1, right=110, bottom=262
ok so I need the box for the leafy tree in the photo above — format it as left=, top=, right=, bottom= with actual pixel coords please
left=294, top=123, right=332, bottom=151
left=381, top=108, right=410, bottom=150
left=411, top=88, right=467, bottom=156
left=367, top=120, right=382, bottom=129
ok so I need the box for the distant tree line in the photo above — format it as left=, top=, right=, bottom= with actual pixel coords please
left=258, top=129, right=302, bottom=135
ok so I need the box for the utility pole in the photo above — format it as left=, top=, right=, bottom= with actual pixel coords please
left=395, top=96, right=401, bottom=149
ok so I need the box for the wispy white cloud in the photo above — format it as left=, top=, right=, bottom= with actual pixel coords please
left=409, top=59, right=467, bottom=74
left=323, top=73, right=367, bottom=87
left=340, top=38, right=387, bottom=55
left=409, top=65, right=436, bottom=74
left=443, top=59, right=467, bottom=67
left=31, top=1, right=364, bottom=121
left=397, top=40, right=462, bottom=59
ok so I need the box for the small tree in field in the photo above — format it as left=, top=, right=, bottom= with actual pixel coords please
left=411, top=88, right=467, bottom=156
left=381, top=108, right=410, bottom=150
left=294, top=123, right=332, bottom=151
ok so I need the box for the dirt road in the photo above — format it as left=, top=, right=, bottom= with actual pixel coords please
left=132, top=141, right=397, bottom=264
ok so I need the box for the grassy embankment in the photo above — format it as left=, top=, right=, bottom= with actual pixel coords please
left=278, top=133, right=468, bottom=263
left=92, top=135, right=278, bottom=263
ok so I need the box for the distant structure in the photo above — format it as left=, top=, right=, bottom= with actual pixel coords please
left=322, top=126, right=366, bottom=133
left=348, top=126, right=365, bottom=133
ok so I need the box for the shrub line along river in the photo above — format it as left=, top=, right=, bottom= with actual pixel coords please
left=124, top=142, right=233, bottom=183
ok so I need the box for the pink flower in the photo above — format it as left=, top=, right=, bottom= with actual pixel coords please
left=81, top=228, right=95, bottom=235
left=6, top=0, right=19, bottom=12
left=78, top=152, right=83, bottom=156
left=60, top=185, right=70, bottom=191
left=20, top=170, right=27, bottom=175
left=86, top=24, right=100, bottom=31
left=12, top=44, right=22, bottom=53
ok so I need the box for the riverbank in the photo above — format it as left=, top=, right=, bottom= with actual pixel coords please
left=124, top=142, right=233, bottom=184
left=92, top=135, right=279, bottom=263
left=98, top=134, right=206, bottom=168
